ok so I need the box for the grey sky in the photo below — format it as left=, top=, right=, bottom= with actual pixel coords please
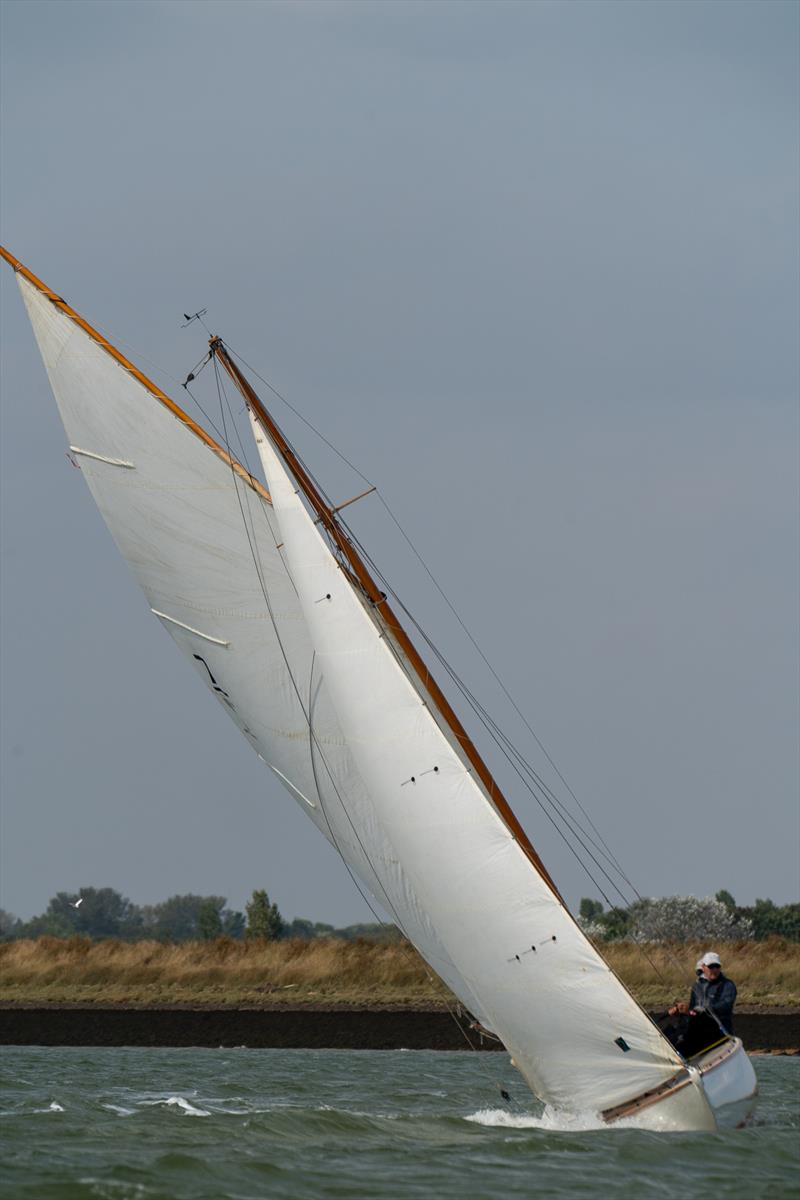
left=1, top=0, right=797, bottom=926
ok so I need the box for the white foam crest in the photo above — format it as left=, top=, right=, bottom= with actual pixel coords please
left=466, top=1105, right=607, bottom=1132
left=80, top=1177, right=151, bottom=1198
left=164, top=1096, right=210, bottom=1117
left=315, top=1103, right=398, bottom=1120
left=203, top=1103, right=251, bottom=1115
left=31, top=1101, right=65, bottom=1114
left=102, top=1103, right=136, bottom=1117
left=136, top=1092, right=210, bottom=1116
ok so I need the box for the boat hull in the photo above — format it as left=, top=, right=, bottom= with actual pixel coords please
left=603, top=1038, right=757, bottom=1131
left=693, top=1037, right=758, bottom=1128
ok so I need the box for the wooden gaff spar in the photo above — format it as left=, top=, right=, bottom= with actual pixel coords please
left=1, top=247, right=757, bottom=1131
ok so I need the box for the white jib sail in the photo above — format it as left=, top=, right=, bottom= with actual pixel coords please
left=252, top=421, right=687, bottom=1114
left=16, top=272, right=494, bottom=1024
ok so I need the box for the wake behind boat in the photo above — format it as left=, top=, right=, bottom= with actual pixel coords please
left=1, top=247, right=757, bottom=1131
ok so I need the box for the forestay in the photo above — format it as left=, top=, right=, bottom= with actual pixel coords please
left=253, top=425, right=686, bottom=1113
left=16, top=273, right=493, bottom=1025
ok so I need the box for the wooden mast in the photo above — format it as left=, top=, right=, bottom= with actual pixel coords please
left=211, top=336, right=563, bottom=901
left=0, top=246, right=272, bottom=506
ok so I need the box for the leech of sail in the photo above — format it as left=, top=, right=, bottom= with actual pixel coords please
left=0, top=246, right=271, bottom=507
left=211, top=337, right=563, bottom=901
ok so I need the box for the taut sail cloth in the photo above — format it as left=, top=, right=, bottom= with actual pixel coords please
left=14, top=270, right=492, bottom=1029
left=16, top=265, right=687, bottom=1114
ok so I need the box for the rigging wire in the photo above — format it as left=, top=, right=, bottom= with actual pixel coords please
left=199, top=341, right=690, bottom=988
left=347, top=528, right=641, bottom=913
left=221, top=344, right=645, bottom=904
left=338, top=524, right=675, bottom=985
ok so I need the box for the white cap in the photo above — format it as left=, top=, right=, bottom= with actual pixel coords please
left=701, top=951, right=722, bottom=967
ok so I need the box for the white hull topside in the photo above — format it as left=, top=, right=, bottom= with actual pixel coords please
left=604, top=1038, right=757, bottom=1132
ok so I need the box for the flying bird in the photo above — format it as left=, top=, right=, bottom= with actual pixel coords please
left=70, top=897, right=83, bottom=909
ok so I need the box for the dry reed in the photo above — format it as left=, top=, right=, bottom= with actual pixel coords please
left=0, top=936, right=797, bottom=1008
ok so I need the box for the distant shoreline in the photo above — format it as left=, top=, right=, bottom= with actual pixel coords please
left=1, top=1005, right=798, bottom=1052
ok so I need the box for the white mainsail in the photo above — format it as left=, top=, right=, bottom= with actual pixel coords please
left=11, top=258, right=724, bottom=1122
left=15, top=270, right=493, bottom=1026
left=250, top=421, right=688, bottom=1113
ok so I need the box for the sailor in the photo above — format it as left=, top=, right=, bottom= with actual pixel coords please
left=665, top=951, right=738, bottom=1055
left=690, top=951, right=738, bottom=1035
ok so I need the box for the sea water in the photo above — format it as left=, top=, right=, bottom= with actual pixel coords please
left=0, top=1047, right=797, bottom=1199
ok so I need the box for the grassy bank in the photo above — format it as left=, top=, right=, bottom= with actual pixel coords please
left=0, top=936, right=797, bottom=1008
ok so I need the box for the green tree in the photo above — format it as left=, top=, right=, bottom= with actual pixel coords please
left=716, top=889, right=736, bottom=911
left=148, top=894, right=228, bottom=941
left=198, top=898, right=223, bottom=940
left=735, top=899, right=800, bottom=941
left=597, top=906, right=631, bottom=941
left=221, top=910, right=245, bottom=939
left=245, top=890, right=284, bottom=940
left=284, top=917, right=318, bottom=939
left=335, top=923, right=400, bottom=942
left=38, top=888, right=141, bottom=940
left=579, top=898, right=605, bottom=922
left=0, top=909, right=21, bottom=940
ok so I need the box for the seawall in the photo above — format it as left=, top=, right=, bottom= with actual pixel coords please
left=1, top=1006, right=797, bottom=1051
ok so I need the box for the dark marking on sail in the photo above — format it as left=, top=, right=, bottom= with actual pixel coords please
left=193, top=654, right=232, bottom=702
left=615, top=1037, right=631, bottom=1053
left=508, top=934, right=558, bottom=963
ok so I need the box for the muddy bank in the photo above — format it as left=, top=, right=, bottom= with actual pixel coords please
left=1, top=1005, right=797, bottom=1051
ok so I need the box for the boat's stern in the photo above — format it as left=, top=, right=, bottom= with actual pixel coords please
left=602, top=1036, right=757, bottom=1132
left=692, top=1037, right=758, bottom=1128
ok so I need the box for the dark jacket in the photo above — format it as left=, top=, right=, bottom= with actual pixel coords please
left=690, top=973, right=737, bottom=1034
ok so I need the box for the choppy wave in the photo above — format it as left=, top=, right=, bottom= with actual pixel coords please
left=140, top=1095, right=210, bottom=1117
left=0, top=1049, right=795, bottom=1200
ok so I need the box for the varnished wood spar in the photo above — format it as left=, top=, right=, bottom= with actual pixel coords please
left=0, top=246, right=272, bottom=507
left=211, top=337, right=563, bottom=902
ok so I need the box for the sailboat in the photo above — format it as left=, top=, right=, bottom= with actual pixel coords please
left=1, top=247, right=757, bottom=1131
